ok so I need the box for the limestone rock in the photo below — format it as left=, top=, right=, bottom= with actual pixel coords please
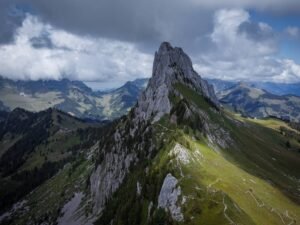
left=134, top=42, right=219, bottom=123
left=158, top=173, right=184, bottom=222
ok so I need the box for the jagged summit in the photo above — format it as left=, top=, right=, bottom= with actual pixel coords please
left=152, top=42, right=194, bottom=84
left=135, top=42, right=219, bottom=122
left=158, top=41, right=173, bottom=52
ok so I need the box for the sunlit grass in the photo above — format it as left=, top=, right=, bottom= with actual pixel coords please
left=176, top=134, right=300, bottom=225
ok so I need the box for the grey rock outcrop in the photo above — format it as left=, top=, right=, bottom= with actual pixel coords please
left=90, top=125, right=140, bottom=215
left=90, top=151, right=136, bottom=214
left=89, top=116, right=154, bottom=215
left=158, top=173, right=184, bottom=222
left=57, top=192, right=91, bottom=225
left=134, top=42, right=219, bottom=122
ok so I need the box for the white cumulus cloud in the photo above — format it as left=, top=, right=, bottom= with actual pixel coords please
left=194, top=9, right=300, bottom=83
left=0, top=9, right=300, bottom=86
left=285, top=26, right=300, bottom=38
left=0, top=14, right=153, bottom=87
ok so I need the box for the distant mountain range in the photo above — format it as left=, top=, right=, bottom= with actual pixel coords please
left=206, top=78, right=300, bottom=96
left=206, top=78, right=300, bottom=121
left=218, top=82, right=300, bottom=121
left=1, top=75, right=300, bottom=123
left=0, top=76, right=148, bottom=120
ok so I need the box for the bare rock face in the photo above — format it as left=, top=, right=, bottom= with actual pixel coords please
left=158, top=173, right=184, bottom=222
left=57, top=192, right=90, bottom=225
left=90, top=126, right=140, bottom=215
left=89, top=42, right=220, bottom=218
left=134, top=42, right=219, bottom=122
left=90, top=151, right=136, bottom=214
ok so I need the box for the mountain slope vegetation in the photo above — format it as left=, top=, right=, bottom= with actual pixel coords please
left=0, top=108, right=106, bottom=216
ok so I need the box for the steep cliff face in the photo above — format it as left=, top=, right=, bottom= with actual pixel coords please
left=134, top=42, right=218, bottom=122
left=89, top=116, right=154, bottom=216
left=89, top=42, right=220, bottom=216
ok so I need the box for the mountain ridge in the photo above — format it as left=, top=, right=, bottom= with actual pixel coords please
left=219, top=82, right=300, bottom=121
left=207, top=78, right=300, bottom=97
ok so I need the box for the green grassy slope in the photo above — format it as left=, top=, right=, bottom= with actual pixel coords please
left=96, top=83, right=300, bottom=225
left=175, top=83, right=300, bottom=199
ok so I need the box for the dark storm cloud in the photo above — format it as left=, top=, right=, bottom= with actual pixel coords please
left=27, top=0, right=215, bottom=54
left=0, top=1, right=27, bottom=44
left=1, top=0, right=300, bottom=53
left=238, top=21, right=275, bottom=41
left=30, top=33, right=53, bottom=49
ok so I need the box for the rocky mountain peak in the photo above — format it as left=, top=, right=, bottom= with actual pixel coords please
left=134, top=42, right=219, bottom=122
left=158, top=41, right=173, bottom=52
left=152, top=42, right=193, bottom=86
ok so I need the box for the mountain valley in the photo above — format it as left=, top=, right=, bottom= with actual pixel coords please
left=0, top=77, right=148, bottom=121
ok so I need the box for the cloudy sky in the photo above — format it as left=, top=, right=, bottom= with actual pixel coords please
left=0, top=0, right=300, bottom=89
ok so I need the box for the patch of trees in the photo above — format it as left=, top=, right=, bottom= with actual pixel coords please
left=0, top=160, right=66, bottom=213
left=279, top=126, right=300, bottom=152
left=0, top=108, right=113, bottom=214
left=0, top=119, right=51, bottom=175
left=279, top=126, right=300, bottom=141
left=289, top=122, right=300, bottom=132
left=170, top=99, right=204, bottom=133
left=96, top=160, right=175, bottom=225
